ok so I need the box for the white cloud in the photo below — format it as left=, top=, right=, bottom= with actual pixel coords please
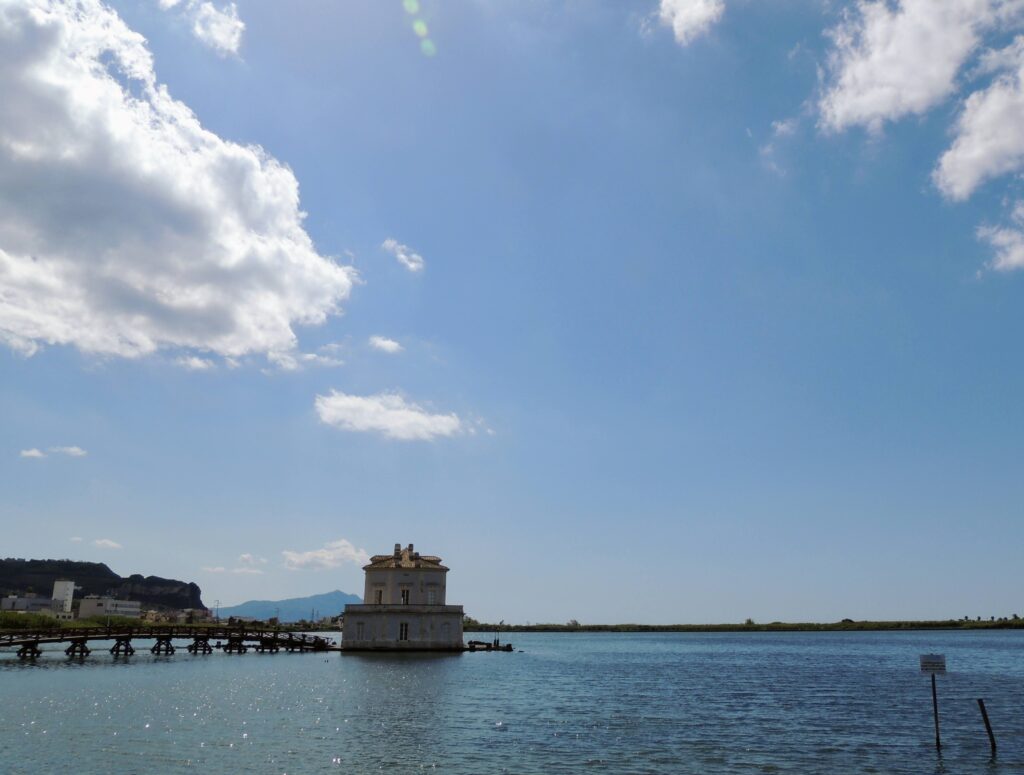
left=156, top=0, right=244, bottom=56
left=93, top=538, right=123, bottom=549
left=315, top=390, right=464, bottom=441
left=759, top=117, right=801, bottom=175
left=381, top=238, right=425, bottom=272
left=50, top=445, right=87, bottom=457
left=176, top=355, right=215, bottom=371
left=0, top=0, right=354, bottom=362
left=658, top=0, right=725, bottom=46
left=368, top=335, right=403, bottom=354
left=935, top=39, right=1024, bottom=200
left=21, top=445, right=87, bottom=457
left=771, top=118, right=798, bottom=137
left=282, top=538, right=370, bottom=571
left=204, top=553, right=268, bottom=574
left=266, top=348, right=344, bottom=372
left=819, top=0, right=1000, bottom=133
left=978, top=202, right=1024, bottom=269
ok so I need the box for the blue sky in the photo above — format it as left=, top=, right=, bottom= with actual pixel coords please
left=2, top=0, right=1024, bottom=623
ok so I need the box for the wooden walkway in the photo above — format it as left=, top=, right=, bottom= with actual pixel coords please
left=0, top=625, right=334, bottom=659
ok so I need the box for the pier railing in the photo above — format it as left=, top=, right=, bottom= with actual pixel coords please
left=0, top=624, right=334, bottom=658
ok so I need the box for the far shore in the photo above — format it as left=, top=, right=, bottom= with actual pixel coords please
left=464, top=618, right=1024, bottom=633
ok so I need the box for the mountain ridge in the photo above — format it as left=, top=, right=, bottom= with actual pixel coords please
left=218, top=589, right=362, bottom=622
left=0, top=558, right=204, bottom=610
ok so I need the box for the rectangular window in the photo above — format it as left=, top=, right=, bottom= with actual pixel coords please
left=399, top=622, right=409, bottom=641
left=427, top=589, right=436, bottom=605
left=401, top=589, right=410, bottom=605
left=356, top=622, right=365, bottom=640
left=374, top=589, right=383, bottom=604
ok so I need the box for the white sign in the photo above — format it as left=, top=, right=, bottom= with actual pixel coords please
left=920, top=654, right=947, bottom=674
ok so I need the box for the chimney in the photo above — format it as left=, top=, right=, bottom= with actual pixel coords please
left=394, top=543, right=401, bottom=557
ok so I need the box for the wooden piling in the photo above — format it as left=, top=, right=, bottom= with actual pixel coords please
left=977, top=699, right=996, bottom=756
left=931, top=673, right=941, bottom=751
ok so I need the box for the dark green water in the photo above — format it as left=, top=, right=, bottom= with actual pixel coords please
left=3, top=631, right=1024, bottom=773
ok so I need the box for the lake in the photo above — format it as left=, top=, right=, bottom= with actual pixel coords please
left=2, top=630, right=1023, bottom=773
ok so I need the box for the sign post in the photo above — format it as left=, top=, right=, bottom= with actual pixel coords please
left=920, top=654, right=946, bottom=752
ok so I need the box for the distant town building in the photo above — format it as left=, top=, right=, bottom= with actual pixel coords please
left=78, top=596, right=142, bottom=619
left=341, top=543, right=464, bottom=651
left=51, top=579, right=76, bottom=614
left=1, top=593, right=54, bottom=613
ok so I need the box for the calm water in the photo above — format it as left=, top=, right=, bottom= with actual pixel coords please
left=3, top=631, right=1024, bottom=773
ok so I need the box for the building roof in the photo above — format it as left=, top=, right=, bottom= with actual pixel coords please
left=364, top=543, right=449, bottom=572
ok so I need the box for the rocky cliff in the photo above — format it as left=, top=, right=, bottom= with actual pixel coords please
left=0, top=559, right=204, bottom=610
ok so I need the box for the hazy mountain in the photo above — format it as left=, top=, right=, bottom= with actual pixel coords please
left=217, top=590, right=361, bottom=622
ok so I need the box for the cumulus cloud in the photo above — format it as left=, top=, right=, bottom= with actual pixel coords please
left=176, top=355, right=215, bottom=371
left=266, top=348, right=344, bottom=372
left=759, top=117, right=800, bottom=175
left=0, top=0, right=355, bottom=361
left=935, top=39, right=1024, bottom=200
left=50, top=445, right=87, bottom=457
left=20, top=445, right=87, bottom=458
left=282, top=538, right=370, bottom=571
left=204, top=553, right=268, bottom=574
left=381, top=238, right=425, bottom=272
left=978, top=202, right=1024, bottom=270
left=816, top=1, right=1024, bottom=271
left=368, top=335, right=403, bottom=354
left=93, top=538, right=123, bottom=549
left=157, top=0, right=244, bottom=56
left=315, top=390, right=464, bottom=441
left=658, top=0, right=725, bottom=46
left=819, top=0, right=1001, bottom=133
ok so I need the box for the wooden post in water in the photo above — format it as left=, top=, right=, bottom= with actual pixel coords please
left=920, top=654, right=946, bottom=753
left=977, top=698, right=996, bottom=756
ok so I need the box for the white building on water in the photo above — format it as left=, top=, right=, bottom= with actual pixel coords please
left=341, top=544, right=464, bottom=651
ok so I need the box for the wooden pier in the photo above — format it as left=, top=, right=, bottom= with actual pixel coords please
left=1, top=625, right=334, bottom=659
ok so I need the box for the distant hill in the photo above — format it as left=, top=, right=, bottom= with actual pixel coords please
left=0, top=558, right=204, bottom=610
left=218, top=590, right=362, bottom=622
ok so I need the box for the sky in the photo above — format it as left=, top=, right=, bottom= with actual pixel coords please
left=2, top=0, right=1024, bottom=624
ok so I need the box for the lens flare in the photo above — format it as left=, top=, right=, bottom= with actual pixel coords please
left=399, top=1, right=436, bottom=57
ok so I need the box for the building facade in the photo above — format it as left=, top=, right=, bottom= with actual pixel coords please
left=1, top=594, right=53, bottom=613
left=78, top=596, right=142, bottom=619
left=51, top=580, right=76, bottom=614
left=341, top=543, right=464, bottom=651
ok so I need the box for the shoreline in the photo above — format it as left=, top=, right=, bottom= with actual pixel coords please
left=464, top=619, right=1024, bottom=633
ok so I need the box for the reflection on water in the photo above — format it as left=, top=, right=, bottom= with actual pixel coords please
left=3, top=631, right=1024, bottom=773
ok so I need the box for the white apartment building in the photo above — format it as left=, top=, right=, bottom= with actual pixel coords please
left=78, top=596, right=142, bottom=619
left=51, top=580, right=76, bottom=614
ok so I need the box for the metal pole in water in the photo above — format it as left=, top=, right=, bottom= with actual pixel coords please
left=977, top=698, right=996, bottom=756
left=931, top=673, right=941, bottom=751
